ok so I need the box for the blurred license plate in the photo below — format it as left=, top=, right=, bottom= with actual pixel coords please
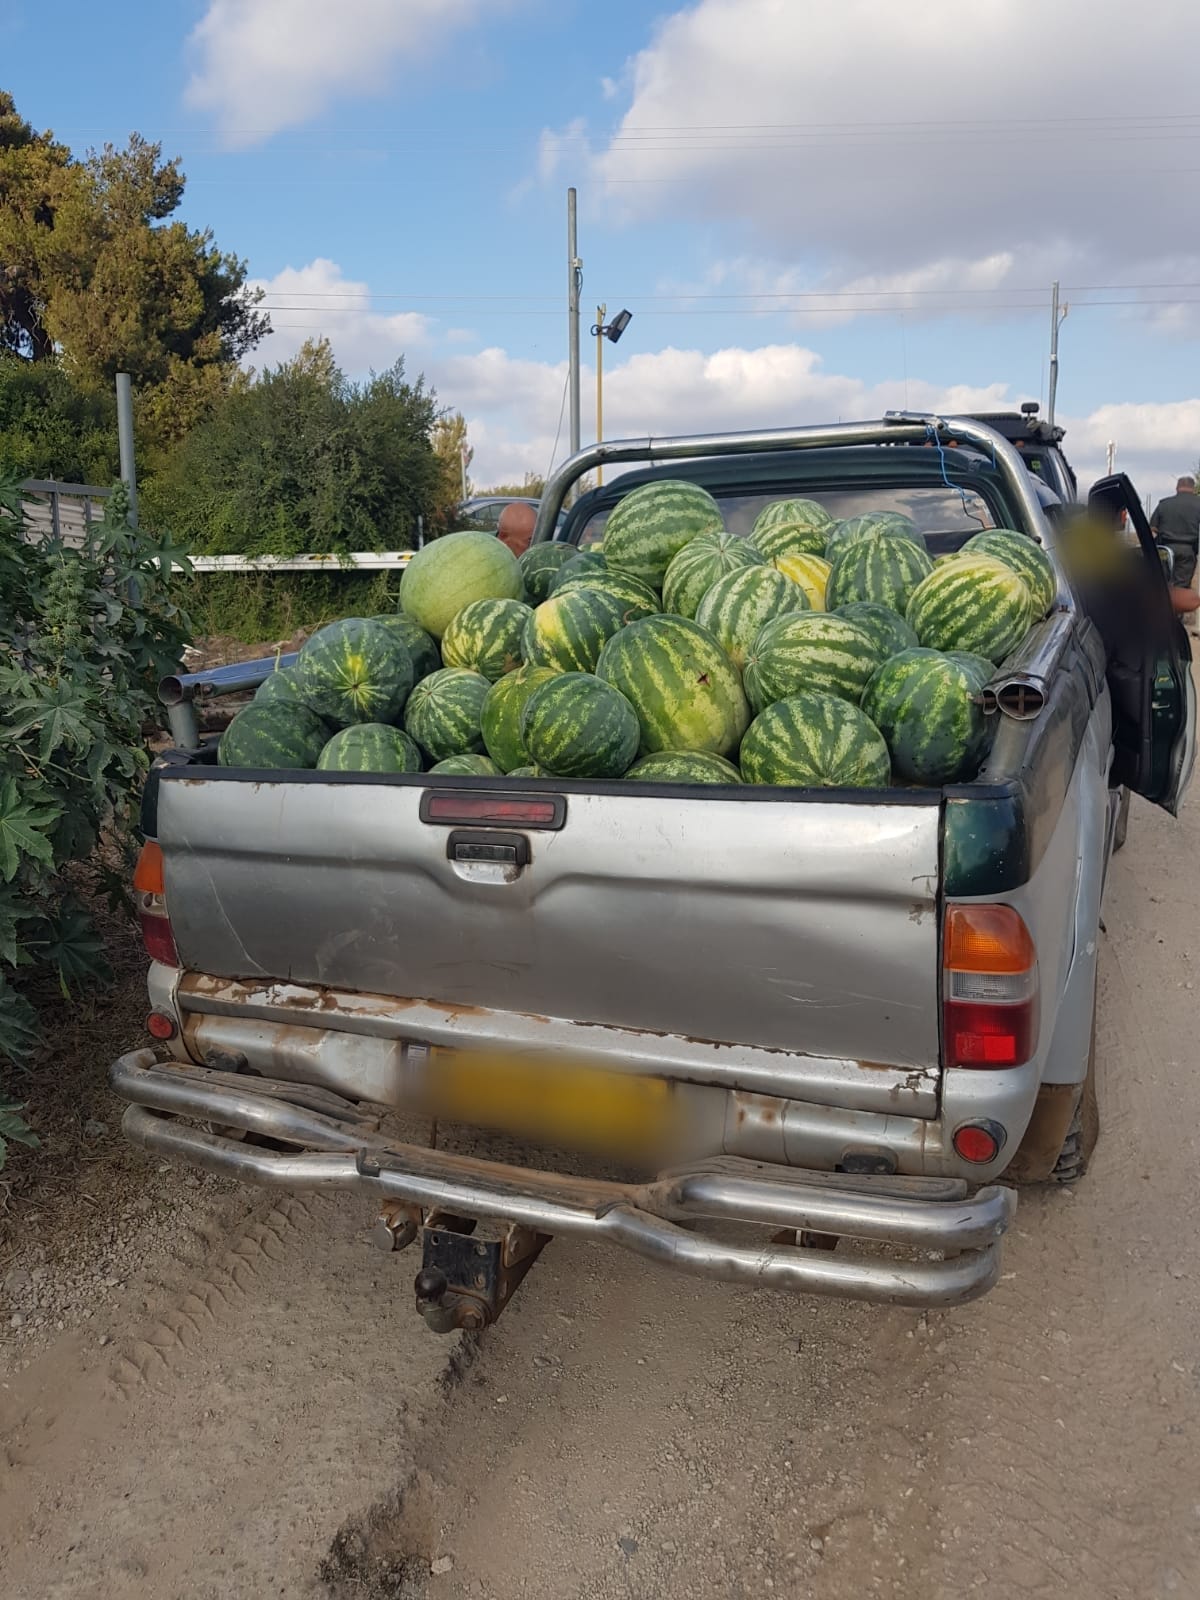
left=427, top=1048, right=671, bottom=1153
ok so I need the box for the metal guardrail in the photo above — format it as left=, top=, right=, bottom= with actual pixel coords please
left=160, top=552, right=415, bottom=573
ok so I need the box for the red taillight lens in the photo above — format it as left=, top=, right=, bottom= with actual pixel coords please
left=943, top=904, right=1038, bottom=1070
left=420, top=791, right=565, bottom=828
left=138, top=906, right=179, bottom=967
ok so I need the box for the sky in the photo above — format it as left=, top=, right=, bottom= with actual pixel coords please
left=6, top=0, right=1200, bottom=505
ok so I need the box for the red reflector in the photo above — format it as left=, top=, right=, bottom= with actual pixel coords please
left=422, top=791, right=563, bottom=829
left=138, top=909, right=179, bottom=967
left=953, top=1123, right=1002, bottom=1164
left=146, top=1010, right=177, bottom=1041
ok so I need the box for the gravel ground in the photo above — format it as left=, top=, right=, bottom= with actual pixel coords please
left=0, top=783, right=1197, bottom=1599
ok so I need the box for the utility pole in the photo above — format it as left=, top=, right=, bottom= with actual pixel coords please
left=595, top=303, right=606, bottom=487
left=567, top=189, right=581, bottom=464
left=115, top=372, right=138, bottom=527
left=460, top=443, right=469, bottom=500
left=1047, top=281, right=1068, bottom=428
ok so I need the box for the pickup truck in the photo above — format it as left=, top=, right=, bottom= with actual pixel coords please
left=111, top=415, right=1195, bottom=1331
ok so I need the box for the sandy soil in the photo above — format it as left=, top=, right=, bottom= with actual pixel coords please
left=1, top=786, right=1197, bottom=1600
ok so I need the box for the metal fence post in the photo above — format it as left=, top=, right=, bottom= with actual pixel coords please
left=116, top=373, right=138, bottom=528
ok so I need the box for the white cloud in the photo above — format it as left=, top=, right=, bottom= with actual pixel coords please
left=437, top=343, right=1196, bottom=508
left=567, top=0, right=1200, bottom=297
left=241, top=261, right=1199, bottom=504
left=434, top=340, right=1012, bottom=486
left=186, top=0, right=498, bottom=143
left=656, top=251, right=1025, bottom=329
left=1067, top=401, right=1200, bottom=504
left=249, top=258, right=431, bottom=371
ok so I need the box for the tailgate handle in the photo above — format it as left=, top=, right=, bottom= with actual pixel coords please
left=447, top=829, right=531, bottom=868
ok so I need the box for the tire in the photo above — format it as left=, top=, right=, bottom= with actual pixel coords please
left=1049, top=1016, right=1099, bottom=1185
left=1112, top=786, right=1130, bottom=853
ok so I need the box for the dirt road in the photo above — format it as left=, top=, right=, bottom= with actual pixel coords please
left=2, top=788, right=1198, bottom=1600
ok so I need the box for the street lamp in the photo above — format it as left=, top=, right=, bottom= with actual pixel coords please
left=592, top=306, right=632, bottom=486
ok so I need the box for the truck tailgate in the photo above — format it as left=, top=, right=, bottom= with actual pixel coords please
left=159, top=775, right=942, bottom=1071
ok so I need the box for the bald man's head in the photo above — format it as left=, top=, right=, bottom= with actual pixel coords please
left=496, top=501, right=537, bottom=556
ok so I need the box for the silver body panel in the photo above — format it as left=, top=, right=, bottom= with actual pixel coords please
left=160, top=782, right=944, bottom=1072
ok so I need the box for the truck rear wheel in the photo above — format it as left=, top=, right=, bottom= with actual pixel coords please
left=1113, top=786, right=1130, bottom=852
left=1049, top=1018, right=1099, bottom=1185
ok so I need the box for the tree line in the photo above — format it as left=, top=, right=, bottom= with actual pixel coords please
left=0, top=90, right=484, bottom=599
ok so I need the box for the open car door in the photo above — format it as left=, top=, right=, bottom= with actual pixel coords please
left=1085, top=474, right=1195, bottom=814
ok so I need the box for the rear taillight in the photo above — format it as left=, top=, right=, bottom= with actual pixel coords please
left=943, top=904, right=1038, bottom=1069
left=134, top=842, right=179, bottom=967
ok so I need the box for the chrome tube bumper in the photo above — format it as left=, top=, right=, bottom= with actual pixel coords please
left=111, top=1052, right=1016, bottom=1309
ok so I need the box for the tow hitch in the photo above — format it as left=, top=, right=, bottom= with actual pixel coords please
left=371, top=1200, right=549, bottom=1332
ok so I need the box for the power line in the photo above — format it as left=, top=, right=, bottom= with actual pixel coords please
left=253, top=280, right=1200, bottom=305
left=262, top=298, right=1200, bottom=327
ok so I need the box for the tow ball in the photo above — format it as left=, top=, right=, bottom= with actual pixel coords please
left=370, top=1203, right=549, bottom=1333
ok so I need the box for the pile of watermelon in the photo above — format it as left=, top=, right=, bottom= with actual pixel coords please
left=218, top=486, right=1056, bottom=790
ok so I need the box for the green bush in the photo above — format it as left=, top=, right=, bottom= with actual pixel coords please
left=185, top=570, right=403, bottom=643
left=0, top=473, right=192, bottom=1165
left=0, top=354, right=119, bottom=484
left=142, top=343, right=441, bottom=561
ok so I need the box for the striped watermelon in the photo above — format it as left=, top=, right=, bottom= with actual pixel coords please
left=826, top=532, right=934, bottom=613
left=740, top=692, right=891, bottom=788
left=522, top=587, right=628, bottom=674
left=743, top=613, right=883, bottom=712
left=862, top=648, right=988, bottom=784
left=507, top=764, right=545, bottom=778
left=693, top=565, right=808, bottom=671
left=373, top=614, right=441, bottom=683
left=317, top=724, right=424, bottom=773
left=400, top=530, right=522, bottom=637
left=254, top=667, right=303, bottom=707
left=552, top=570, right=661, bottom=622
left=946, top=650, right=993, bottom=690
left=480, top=665, right=559, bottom=772
left=833, top=601, right=919, bottom=660
left=548, top=550, right=608, bottom=594
left=219, top=704, right=329, bottom=770
left=518, top=541, right=576, bottom=603
left=661, top=531, right=764, bottom=619
left=603, top=480, right=725, bottom=586
left=428, top=754, right=502, bottom=776
left=520, top=673, right=640, bottom=778
left=625, top=751, right=743, bottom=784
left=295, top=618, right=414, bottom=728
left=770, top=552, right=831, bottom=610
left=962, top=530, right=1057, bottom=617
left=596, top=615, right=750, bottom=757
left=906, top=556, right=1034, bottom=663
left=747, top=498, right=834, bottom=561
left=402, top=667, right=491, bottom=761
left=441, top=597, right=531, bottom=680
left=826, top=511, right=919, bottom=556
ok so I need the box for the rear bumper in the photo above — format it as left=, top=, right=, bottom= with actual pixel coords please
left=111, top=1051, right=1016, bottom=1308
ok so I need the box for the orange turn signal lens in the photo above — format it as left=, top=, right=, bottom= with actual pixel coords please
left=133, top=841, right=166, bottom=896
left=943, top=904, right=1035, bottom=975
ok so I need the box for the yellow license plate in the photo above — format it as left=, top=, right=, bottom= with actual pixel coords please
left=426, top=1048, right=672, bottom=1155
